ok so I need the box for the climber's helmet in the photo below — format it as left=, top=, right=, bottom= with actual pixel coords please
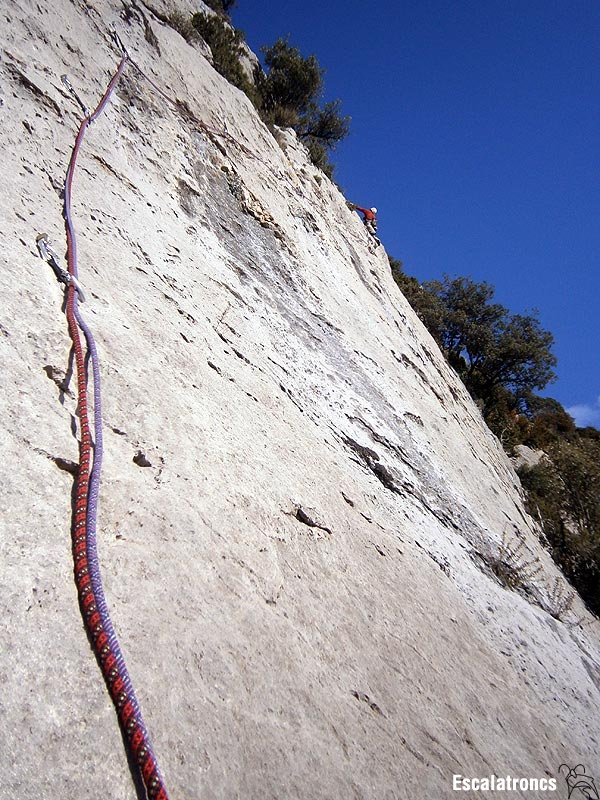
left=370, top=207, right=378, bottom=214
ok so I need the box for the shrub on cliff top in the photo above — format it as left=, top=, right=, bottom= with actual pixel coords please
left=257, top=38, right=323, bottom=125
left=179, top=15, right=350, bottom=177
left=256, top=39, right=350, bottom=176
left=390, top=266, right=557, bottom=418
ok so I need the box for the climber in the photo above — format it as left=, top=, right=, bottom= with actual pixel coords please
left=347, top=202, right=381, bottom=245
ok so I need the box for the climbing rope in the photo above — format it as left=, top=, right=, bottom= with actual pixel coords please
left=48, top=21, right=268, bottom=795
left=60, top=54, right=170, bottom=800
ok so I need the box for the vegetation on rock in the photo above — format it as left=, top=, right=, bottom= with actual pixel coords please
left=390, top=259, right=557, bottom=418
left=256, top=39, right=350, bottom=178
left=519, top=432, right=600, bottom=616
left=181, top=6, right=350, bottom=177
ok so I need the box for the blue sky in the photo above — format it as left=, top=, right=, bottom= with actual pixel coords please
left=232, top=1, right=600, bottom=426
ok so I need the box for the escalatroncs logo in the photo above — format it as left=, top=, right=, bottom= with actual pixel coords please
left=559, top=764, right=599, bottom=800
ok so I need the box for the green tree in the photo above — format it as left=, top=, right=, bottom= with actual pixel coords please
left=389, top=257, right=445, bottom=342
left=482, top=313, right=557, bottom=410
left=523, top=395, right=576, bottom=448
left=553, top=438, right=600, bottom=535
left=258, top=38, right=323, bottom=124
left=257, top=38, right=350, bottom=175
left=300, top=100, right=350, bottom=178
left=413, top=275, right=557, bottom=415
left=300, top=100, right=350, bottom=145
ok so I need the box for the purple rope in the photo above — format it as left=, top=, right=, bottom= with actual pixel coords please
left=74, top=304, right=147, bottom=729
left=63, top=53, right=162, bottom=777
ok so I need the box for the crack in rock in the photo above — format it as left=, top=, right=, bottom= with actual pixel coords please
left=43, top=364, right=74, bottom=397
left=351, top=690, right=385, bottom=717
left=290, top=505, right=332, bottom=536
left=34, top=447, right=78, bottom=475
left=5, top=62, right=62, bottom=117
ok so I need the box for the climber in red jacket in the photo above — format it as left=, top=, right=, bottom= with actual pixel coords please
left=348, top=202, right=380, bottom=244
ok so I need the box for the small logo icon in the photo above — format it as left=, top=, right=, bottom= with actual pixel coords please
left=559, top=764, right=599, bottom=800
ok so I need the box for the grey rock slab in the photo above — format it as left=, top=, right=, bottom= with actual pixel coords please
left=1, top=1, right=599, bottom=798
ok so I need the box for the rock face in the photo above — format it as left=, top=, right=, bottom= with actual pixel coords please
left=1, top=2, right=599, bottom=798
